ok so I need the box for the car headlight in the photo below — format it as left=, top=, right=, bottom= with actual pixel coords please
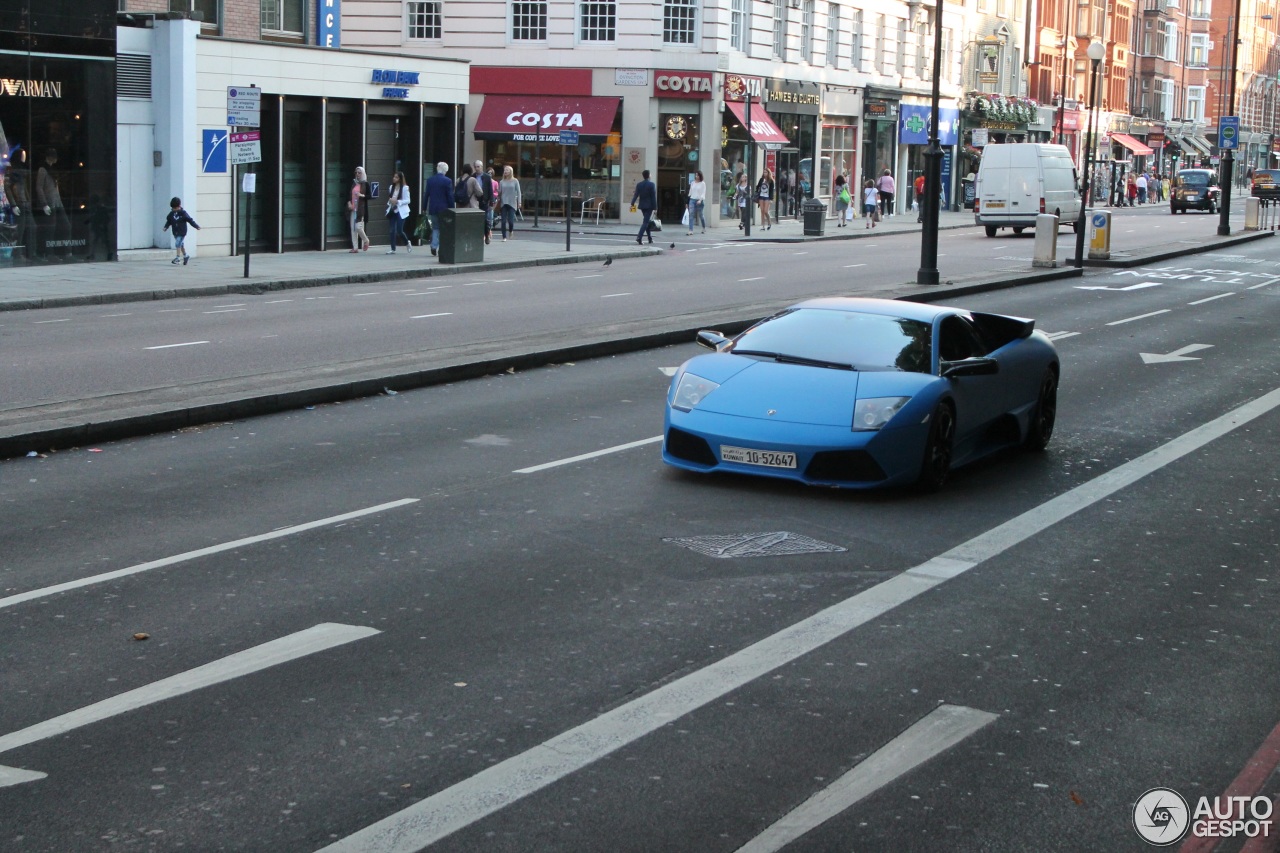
left=672, top=372, right=720, bottom=411
left=852, top=396, right=910, bottom=431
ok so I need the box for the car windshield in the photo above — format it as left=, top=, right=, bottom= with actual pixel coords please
left=1180, top=172, right=1211, bottom=187
left=731, top=308, right=933, bottom=373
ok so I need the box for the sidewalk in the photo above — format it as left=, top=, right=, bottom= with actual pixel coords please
left=0, top=207, right=974, bottom=312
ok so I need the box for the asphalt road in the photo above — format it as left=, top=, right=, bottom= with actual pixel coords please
left=2, top=244, right=1277, bottom=851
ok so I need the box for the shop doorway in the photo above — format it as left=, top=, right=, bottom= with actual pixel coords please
left=657, top=112, right=700, bottom=225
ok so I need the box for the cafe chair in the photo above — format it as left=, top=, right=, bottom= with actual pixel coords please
left=579, top=197, right=606, bottom=225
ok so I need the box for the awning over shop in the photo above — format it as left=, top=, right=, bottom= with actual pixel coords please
left=473, top=94, right=620, bottom=142
left=726, top=100, right=791, bottom=149
left=1175, top=135, right=1211, bottom=155
left=1110, top=133, right=1153, bottom=156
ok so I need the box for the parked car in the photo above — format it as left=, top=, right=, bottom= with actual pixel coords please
left=974, top=143, right=1082, bottom=237
left=1250, top=168, right=1280, bottom=200
left=1169, top=169, right=1221, bottom=214
left=662, top=297, right=1060, bottom=492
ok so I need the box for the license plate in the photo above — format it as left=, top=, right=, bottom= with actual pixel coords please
left=720, top=445, right=797, bottom=469
left=985, top=201, right=1005, bottom=209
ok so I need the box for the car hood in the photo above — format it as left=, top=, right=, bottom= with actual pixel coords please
left=698, top=360, right=863, bottom=426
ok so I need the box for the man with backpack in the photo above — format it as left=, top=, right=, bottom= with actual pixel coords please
left=473, top=160, right=497, bottom=245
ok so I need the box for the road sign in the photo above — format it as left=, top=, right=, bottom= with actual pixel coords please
left=1219, top=116, right=1239, bottom=150
left=559, top=130, right=580, bottom=146
left=228, top=86, right=262, bottom=128
left=229, top=130, right=262, bottom=165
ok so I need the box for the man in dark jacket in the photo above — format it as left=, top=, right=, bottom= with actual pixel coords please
left=424, top=161, right=454, bottom=257
left=473, top=160, right=496, bottom=245
left=630, top=169, right=657, bottom=245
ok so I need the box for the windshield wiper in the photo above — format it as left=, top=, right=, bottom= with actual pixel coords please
left=733, top=349, right=855, bottom=371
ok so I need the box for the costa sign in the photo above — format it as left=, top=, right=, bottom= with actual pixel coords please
left=504, top=111, right=585, bottom=130
left=654, top=71, right=714, bottom=99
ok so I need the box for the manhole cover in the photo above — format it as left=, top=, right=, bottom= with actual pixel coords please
left=662, top=531, right=846, bottom=559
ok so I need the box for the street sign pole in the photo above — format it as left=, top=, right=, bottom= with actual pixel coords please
left=560, top=130, right=579, bottom=251
left=228, top=85, right=262, bottom=278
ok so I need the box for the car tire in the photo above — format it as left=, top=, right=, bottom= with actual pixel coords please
left=1024, top=368, right=1058, bottom=452
left=916, top=402, right=955, bottom=492
left=1013, top=227, right=1025, bottom=235
left=984, top=225, right=997, bottom=237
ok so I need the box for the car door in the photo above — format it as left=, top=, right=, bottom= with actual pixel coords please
left=938, top=315, right=1005, bottom=456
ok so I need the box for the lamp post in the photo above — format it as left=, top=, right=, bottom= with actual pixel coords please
left=1057, top=26, right=1073, bottom=145
left=1073, top=40, right=1105, bottom=269
left=1218, top=0, right=1243, bottom=235
left=915, top=0, right=945, bottom=285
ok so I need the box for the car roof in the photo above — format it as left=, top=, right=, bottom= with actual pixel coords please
left=788, top=297, right=952, bottom=323
left=1179, top=168, right=1214, bottom=175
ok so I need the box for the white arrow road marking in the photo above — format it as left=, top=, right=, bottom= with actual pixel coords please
left=0, top=623, right=380, bottom=787
left=1140, top=344, right=1214, bottom=364
left=734, top=705, right=999, bottom=853
left=1076, top=282, right=1164, bottom=291
left=322, top=386, right=1280, bottom=853
left=0, top=498, right=419, bottom=611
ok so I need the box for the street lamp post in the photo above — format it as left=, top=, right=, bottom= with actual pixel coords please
left=1056, top=37, right=1071, bottom=145
left=1073, top=40, right=1106, bottom=269
left=1218, top=0, right=1243, bottom=235
left=916, top=0, right=945, bottom=285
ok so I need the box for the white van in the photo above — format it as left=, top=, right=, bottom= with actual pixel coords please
left=974, top=143, right=1081, bottom=237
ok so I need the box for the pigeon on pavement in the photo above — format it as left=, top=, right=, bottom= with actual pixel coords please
left=669, top=242, right=676, bottom=249
left=603, top=257, right=612, bottom=267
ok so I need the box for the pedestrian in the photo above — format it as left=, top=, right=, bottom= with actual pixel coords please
left=1126, top=174, right=1138, bottom=207
left=348, top=165, right=370, bottom=252
left=161, top=196, right=200, bottom=265
left=630, top=168, right=657, bottom=245
left=473, top=160, right=496, bottom=245
left=1136, top=171, right=1148, bottom=205
left=914, top=173, right=927, bottom=222
left=35, top=147, right=71, bottom=257
left=735, top=172, right=751, bottom=231
left=686, top=170, right=707, bottom=234
left=424, top=161, right=452, bottom=257
left=4, top=147, right=35, bottom=260
left=862, top=179, right=879, bottom=229
left=384, top=170, right=411, bottom=253
left=755, top=168, right=775, bottom=230
left=453, top=163, right=482, bottom=209
left=498, top=164, right=522, bottom=241
left=876, top=168, right=896, bottom=217
left=777, top=168, right=791, bottom=217
left=833, top=174, right=850, bottom=227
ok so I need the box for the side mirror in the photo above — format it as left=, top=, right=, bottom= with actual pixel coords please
left=696, top=330, right=731, bottom=351
left=941, top=356, right=999, bottom=378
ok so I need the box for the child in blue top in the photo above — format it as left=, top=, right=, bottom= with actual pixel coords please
left=162, top=197, right=201, bottom=265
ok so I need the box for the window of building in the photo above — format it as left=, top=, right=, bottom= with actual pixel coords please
left=1143, top=20, right=1152, bottom=55
left=261, top=0, right=303, bottom=35
left=1162, top=21, right=1177, bottom=61
left=774, top=0, right=787, bottom=58
left=916, top=13, right=928, bottom=77
left=997, top=0, right=1009, bottom=17
left=512, top=0, right=548, bottom=40
left=1188, top=33, right=1208, bottom=66
left=1157, top=78, right=1174, bottom=118
left=170, top=0, right=219, bottom=30
left=1189, top=0, right=1209, bottom=17
left=801, top=0, right=814, bottom=62
left=875, top=14, right=885, bottom=73
left=851, top=9, right=863, bottom=70
left=663, top=0, right=697, bottom=44
left=826, top=4, right=839, bottom=67
left=895, top=17, right=906, bottom=74
left=731, top=0, right=748, bottom=51
left=579, top=0, right=616, bottom=41
left=1186, top=85, right=1205, bottom=120
left=407, top=1, right=442, bottom=40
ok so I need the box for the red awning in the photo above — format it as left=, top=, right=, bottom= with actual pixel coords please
left=473, top=95, right=620, bottom=141
left=1110, top=133, right=1154, bottom=156
left=726, top=101, right=791, bottom=148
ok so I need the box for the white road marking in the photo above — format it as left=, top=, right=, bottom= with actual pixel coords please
left=1247, top=277, right=1279, bottom=290
left=265, top=299, right=293, bottom=304
left=157, top=308, right=192, bottom=313
left=203, top=308, right=246, bottom=314
left=696, top=261, right=718, bottom=265
left=738, top=277, right=765, bottom=282
left=0, top=623, right=380, bottom=787
left=353, top=292, right=383, bottom=297
left=322, top=386, right=1280, bottom=853
left=659, top=367, right=679, bottom=376
left=1076, top=282, right=1163, bottom=291
left=145, top=341, right=209, bottom=350
left=1044, top=331, right=1081, bottom=341
left=1140, top=343, right=1214, bottom=364
left=0, top=499, right=419, bottom=611
left=33, top=319, right=70, bottom=324
left=102, top=313, right=133, bottom=317
left=514, top=436, right=663, bottom=474
left=1107, top=309, right=1171, bottom=326
left=600, top=292, right=632, bottom=299
left=735, top=705, right=999, bottom=853
left=1188, top=292, right=1234, bottom=305
left=843, top=263, right=867, bottom=268
left=793, top=251, right=809, bottom=255
left=575, top=274, right=603, bottom=279
left=411, top=312, right=453, bottom=320
left=491, top=279, right=514, bottom=283
left=211, top=303, right=246, bottom=309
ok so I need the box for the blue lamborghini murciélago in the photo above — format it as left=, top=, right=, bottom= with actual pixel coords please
left=662, top=297, right=1060, bottom=491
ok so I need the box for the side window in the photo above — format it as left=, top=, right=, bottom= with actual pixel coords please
left=939, top=316, right=988, bottom=361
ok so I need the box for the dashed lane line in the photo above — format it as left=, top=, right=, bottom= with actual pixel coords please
left=1188, top=293, right=1235, bottom=305
left=410, top=313, right=453, bottom=320
left=1107, top=309, right=1172, bottom=326
left=514, top=436, right=663, bottom=474
left=145, top=341, right=209, bottom=350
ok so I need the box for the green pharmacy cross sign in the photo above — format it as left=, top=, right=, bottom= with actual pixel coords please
left=905, top=115, right=926, bottom=134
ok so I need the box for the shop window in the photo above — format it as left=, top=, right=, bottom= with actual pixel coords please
left=261, top=0, right=303, bottom=36
left=663, top=0, right=698, bottom=45
left=407, top=1, right=442, bottom=40
left=580, top=0, right=616, bottom=42
left=512, top=0, right=548, bottom=40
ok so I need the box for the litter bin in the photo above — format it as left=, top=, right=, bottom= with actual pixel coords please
left=802, top=199, right=827, bottom=236
left=438, top=208, right=485, bottom=264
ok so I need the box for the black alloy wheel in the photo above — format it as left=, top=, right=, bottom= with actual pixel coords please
left=916, top=402, right=956, bottom=492
left=1024, top=368, right=1058, bottom=452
